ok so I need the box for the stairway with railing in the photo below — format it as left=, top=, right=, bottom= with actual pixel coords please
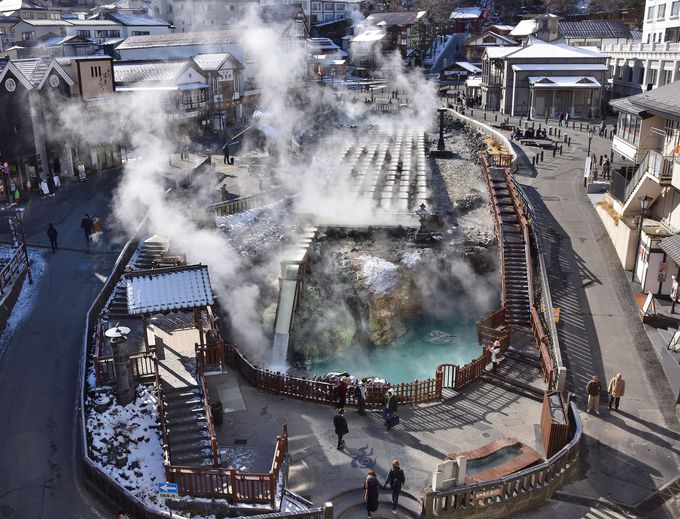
left=614, top=149, right=673, bottom=213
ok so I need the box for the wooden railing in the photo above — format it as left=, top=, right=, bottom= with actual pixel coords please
left=531, top=307, right=554, bottom=389
left=154, top=355, right=170, bottom=467
left=423, top=401, right=582, bottom=518
left=94, top=351, right=157, bottom=386
left=207, top=188, right=290, bottom=216
left=166, top=424, right=288, bottom=508
left=0, top=244, right=26, bottom=296
left=199, top=375, right=220, bottom=467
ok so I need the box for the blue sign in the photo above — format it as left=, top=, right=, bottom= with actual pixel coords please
left=158, top=482, right=178, bottom=495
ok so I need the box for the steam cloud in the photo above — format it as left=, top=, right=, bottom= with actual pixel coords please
left=56, top=8, right=440, bottom=357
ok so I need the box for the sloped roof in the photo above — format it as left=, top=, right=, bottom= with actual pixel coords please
left=484, top=46, right=518, bottom=59
left=559, top=20, right=632, bottom=40
left=466, top=31, right=517, bottom=46
left=117, top=30, right=238, bottom=50
left=68, top=19, right=120, bottom=26
left=614, top=80, right=680, bottom=119
left=510, top=19, right=537, bottom=37
left=366, top=10, right=426, bottom=27
left=192, top=52, right=243, bottom=71
left=12, top=56, right=50, bottom=86
left=18, top=18, right=70, bottom=26
left=507, top=42, right=605, bottom=59
left=0, top=0, right=44, bottom=12
left=106, top=12, right=171, bottom=26
left=113, top=60, right=188, bottom=83
left=450, top=7, right=482, bottom=20
left=126, top=265, right=214, bottom=315
left=660, top=234, right=680, bottom=265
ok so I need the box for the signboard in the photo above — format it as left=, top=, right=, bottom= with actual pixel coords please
left=218, top=69, right=234, bottom=82
left=642, top=292, right=655, bottom=316
left=157, top=482, right=178, bottom=499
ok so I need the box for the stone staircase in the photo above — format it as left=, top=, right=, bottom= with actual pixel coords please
left=489, top=173, right=531, bottom=327
left=162, top=384, right=215, bottom=466
left=330, top=488, right=423, bottom=519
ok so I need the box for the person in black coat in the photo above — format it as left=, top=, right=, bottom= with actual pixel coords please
left=364, top=469, right=380, bottom=518
left=80, top=214, right=94, bottom=243
left=47, top=223, right=58, bottom=252
left=384, top=459, right=406, bottom=513
left=333, top=407, right=348, bottom=450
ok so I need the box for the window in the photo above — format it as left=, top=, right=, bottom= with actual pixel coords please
left=336, top=3, right=345, bottom=10
left=666, top=27, right=680, bottom=42
left=131, top=31, right=150, bottom=36
left=648, top=6, right=655, bottom=19
left=312, top=2, right=321, bottom=9
left=672, top=1, right=680, bottom=16
left=21, top=31, right=35, bottom=40
left=90, top=66, right=101, bottom=78
left=663, top=69, right=673, bottom=85
left=650, top=68, right=658, bottom=87
left=95, top=30, right=121, bottom=38
left=658, top=4, right=667, bottom=19
left=244, top=76, right=257, bottom=91
left=77, top=29, right=91, bottom=38
left=324, top=3, right=333, bottom=9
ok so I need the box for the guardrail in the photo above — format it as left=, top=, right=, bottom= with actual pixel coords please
left=0, top=244, right=27, bottom=296
left=423, top=401, right=582, bottom=518
left=207, top=189, right=290, bottom=216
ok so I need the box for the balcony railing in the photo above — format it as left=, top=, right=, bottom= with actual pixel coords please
left=603, top=41, right=680, bottom=53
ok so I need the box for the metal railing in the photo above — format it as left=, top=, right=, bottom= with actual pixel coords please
left=0, top=244, right=27, bottom=296
left=207, top=188, right=290, bottom=216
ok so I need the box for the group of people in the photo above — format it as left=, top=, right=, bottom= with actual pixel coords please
left=586, top=373, right=626, bottom=414
left=510, top=126, right=547, bottom=141
left=45, top=213, right=104, bottom=252
left=363, top=461, right=406, bottom=517
left=38, top=174, right=61, bottom=198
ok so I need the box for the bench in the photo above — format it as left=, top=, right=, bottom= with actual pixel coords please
left=519, top=138, right=555, bottom=149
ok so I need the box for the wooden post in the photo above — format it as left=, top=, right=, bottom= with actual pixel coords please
left=194, top=307, right=205, bottom=346
left=324, top=502, right=334, bottom=519
left=230, top=468, right=238, bottom=504
left=142, top=315, right=150, bottom=352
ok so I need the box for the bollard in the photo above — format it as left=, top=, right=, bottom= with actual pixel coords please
left=484, top=112, right=487, bottom=120
left=560, top=145, right=563, bottom=156
left=558, top=129, right=561, bottom=138
left=579, top=123, right=583, bottom=131
left=564, top=134, right=568, bottom=143
left=541, top=150, right=544, bottom=162
left=552, top=147, right=556, bottom=157
left=568, top=137, right=571, bottom=146
left=549, top=127, right=553, bottom=136
left=532, top=155, right=536, bottom=166
left=495, top=114, right=498, bottom=122
left=471, top=109, right=474, bottom=117
left=538, top=123, right=542, bottom=130
left=532, top=121, right=535, bottom=129
left=599, top=155, right=603, bottom=165
left=573, top=121, right=576, bottom=130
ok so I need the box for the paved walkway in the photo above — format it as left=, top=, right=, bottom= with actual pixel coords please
left=461, top=107, right=680, bottom=518
left=0, top=171, right=124, bottom=518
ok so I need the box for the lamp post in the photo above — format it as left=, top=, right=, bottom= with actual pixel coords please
left=587, top=128, right=594, bottom=157
left=13, top=207, right=32, bottom=284
left=529, top=83, right=535, bottom=120
left=632, top=194, right=653, bottom=283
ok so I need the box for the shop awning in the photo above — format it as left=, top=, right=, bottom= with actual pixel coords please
left=660, top=234, right=680, bottom=265
left=528, top=76, right=602, bottom=89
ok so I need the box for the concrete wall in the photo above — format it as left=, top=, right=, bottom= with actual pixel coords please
left=596, top=203, right=637, bottom=270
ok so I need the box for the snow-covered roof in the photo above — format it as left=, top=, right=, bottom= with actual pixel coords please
left=487, top=24, right=514, bottom=32
left=512, top=63, right=608, bottom=71
left=528, top=76, right=602, bottom=88
left=509, top=19, right=537, bottom=37
left=455, top=61, right=481, bottom=73
left=352, top=30, right=386, bottom=43
left=193, top=53, right=243, bottom=71
left=366, top=10, right=426, bottom=27
left=117, top=30, right=238, bottom=50
left=484, top=46, right=517, bottom=59
left=106, top=12, right=171, bottom=27
left=126, top=265, right=214, bottom=315
left=114, top=60, right=189, bottom=83
left=450, top=7, right=482, bottom=20
left=68, top=19, right=120, bottom=26
left=508, top=43, right=606, bottom=59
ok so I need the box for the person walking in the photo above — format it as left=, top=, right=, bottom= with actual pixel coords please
left=364, top=469, right=380, bottom=518
left=81, top=213, right=94, bottom=243
left=333, top=407, right=348, bottom=450
left=355, top=380, right=367, bottom=416
left=222, top=142, right=233, bottom=165
left=383, top=459, right=406, bottom=514
left=558, top=112, right=564, bottom=127
left=607, top=373, right=625, bottom=410
left=564, top=112, right=570, bottom=126
left=47, top=223, right=58, bottom=252
left=599, top=119, right=606, bottom=137
left=586, top=375, right=601, bottom=414
left=383, top=388, right=398, bottom=429
left=602, top=156, right=611, bottom=180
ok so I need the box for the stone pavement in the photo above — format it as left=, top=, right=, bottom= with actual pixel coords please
left=461, top=107, right=680, bottom=518
left=211, top=365, right=545, bottom=511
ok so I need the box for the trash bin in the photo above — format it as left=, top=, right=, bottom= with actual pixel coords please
left=210, top=401, right=223, bottom=426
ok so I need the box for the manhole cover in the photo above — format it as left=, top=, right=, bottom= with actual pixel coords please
left=482, top=432, right=490, bottom=438
left=234, top=439, right=248, bottom=445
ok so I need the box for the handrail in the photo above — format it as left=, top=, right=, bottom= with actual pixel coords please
left=207, top=188, right=290, bottom=216
left=199, top=375, right=220, bottom=467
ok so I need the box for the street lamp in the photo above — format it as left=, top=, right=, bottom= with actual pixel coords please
left=632, top=194, right=653, bottom=283
left=587, top=128, right=594, bottom=157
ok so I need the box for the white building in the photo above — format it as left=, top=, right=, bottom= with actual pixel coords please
left=605, top=0, right=680, bottom=99
left=172, top=0, right=259, bottom=32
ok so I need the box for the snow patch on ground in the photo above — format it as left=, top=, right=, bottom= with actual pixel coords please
left=0, top=248, right=47, bottom=362
left=87, top=385, right=166, bottom=507
left=357, top=254, right=400, bottom=294
left=401, top=250, right=423, bottom=268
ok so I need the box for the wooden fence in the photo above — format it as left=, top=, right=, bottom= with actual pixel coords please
left=94, top=351, right=157, bottom=386
left=166, top=424, right=289, bottom=508
left=0, top=244, right=26, bottom=296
